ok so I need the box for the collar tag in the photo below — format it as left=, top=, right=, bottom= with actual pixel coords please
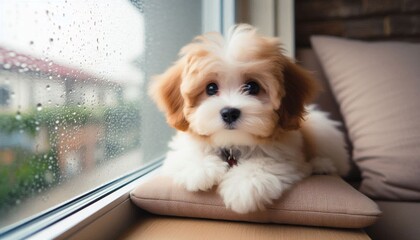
left=223, top=148, right=238, bottom=167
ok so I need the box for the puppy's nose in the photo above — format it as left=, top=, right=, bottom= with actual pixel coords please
left=220, top=107, right=241, bottom=124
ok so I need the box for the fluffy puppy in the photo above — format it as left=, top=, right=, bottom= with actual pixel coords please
left=149, top=24, right=350, bottom=214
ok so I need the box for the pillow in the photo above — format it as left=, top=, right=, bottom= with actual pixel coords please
left=130, top=174, right=380, bottom=228
left=311, top=36, right=420, bottom=200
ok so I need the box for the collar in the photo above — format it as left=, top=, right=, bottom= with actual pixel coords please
left=221, top=148, right=238, bottom=167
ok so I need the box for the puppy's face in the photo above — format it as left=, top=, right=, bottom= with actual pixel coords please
left=150, top=25, right=318, bottom=146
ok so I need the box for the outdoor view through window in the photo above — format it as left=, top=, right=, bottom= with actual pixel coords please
left=0, top=0, right=180, bottom=229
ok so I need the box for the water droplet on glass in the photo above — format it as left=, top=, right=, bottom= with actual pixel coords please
left=3, top=63, right=11, bottom=69
left=36, top=103, right=43, bottom=111
left=29, top=40, right=34, bottom=45
left=49, top=38, right=54, bottom=42
left=15, top=111, right=22, bottom=120
left=55, top=120, right=60, bottom=124
left=46, top=85, right=51, bottom=90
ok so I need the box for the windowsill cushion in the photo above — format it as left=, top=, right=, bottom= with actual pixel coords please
left=130, top=174, right=381, bottom=228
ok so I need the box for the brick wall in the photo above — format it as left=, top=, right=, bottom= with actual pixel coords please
left=295, top=0, right=420, bottom=47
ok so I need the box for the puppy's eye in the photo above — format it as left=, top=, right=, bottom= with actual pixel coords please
left=243, top=81, right=260, bottom=95
left=206, top=83, right=219, bottom=96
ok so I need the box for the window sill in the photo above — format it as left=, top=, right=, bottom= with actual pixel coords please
left=3, top=161, right=161, bottom=240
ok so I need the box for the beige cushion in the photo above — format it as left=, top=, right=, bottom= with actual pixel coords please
left=311, top=36, right=420, bottom=200
left=130, top=175, right=380, bottom=228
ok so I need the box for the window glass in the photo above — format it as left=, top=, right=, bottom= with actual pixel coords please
left=0, top=0, right=202, bottom=229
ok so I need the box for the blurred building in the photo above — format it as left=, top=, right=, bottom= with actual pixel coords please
left=0, top=46, right=120, bottom=174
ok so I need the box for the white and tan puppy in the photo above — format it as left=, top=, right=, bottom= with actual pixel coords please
left=149, top=24, right=349, bottom=214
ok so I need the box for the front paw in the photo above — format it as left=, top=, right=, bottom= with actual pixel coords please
left=218, top=168, right=288, bottom=214
left=171, top=156, right=228, bottom=192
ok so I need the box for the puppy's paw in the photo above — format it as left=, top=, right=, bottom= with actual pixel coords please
left=219, top=166, right=289, bottom=214
left=173, top=155, right=228, bottom=192
left=311, top=157, right=338, bottom=175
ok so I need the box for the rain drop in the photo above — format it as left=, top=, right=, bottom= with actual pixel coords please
left=36, top=103, right=43, bottom=111
left=46, top=85, right=51, bottom=90
left=29, top=40, right=34, bottom=45
left=15, top=111, right=22, bottom=120
left=3, top=63, right=11, bottom=69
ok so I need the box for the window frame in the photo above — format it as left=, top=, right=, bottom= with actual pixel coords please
left=0, top=160, right=162, bottom=239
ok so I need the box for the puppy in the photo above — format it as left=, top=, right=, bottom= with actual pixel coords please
left=149, top=24, right=350, bottom=214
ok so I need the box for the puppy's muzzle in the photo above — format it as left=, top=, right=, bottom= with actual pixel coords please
left=220, top=107, right=241, bottom=125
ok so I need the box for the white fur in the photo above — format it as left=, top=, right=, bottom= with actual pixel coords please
left=189, top=91, right=275, bottom=146
left=158, top=25, right=350, bottom=214
left=162, top=108, right=349, bottom=214
left=304, top=105, right=350, bottom=176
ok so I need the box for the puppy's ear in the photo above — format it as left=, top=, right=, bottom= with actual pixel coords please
left=277, top=59, right=319, bottom=130
left=149, top=62, right=189, bottom=131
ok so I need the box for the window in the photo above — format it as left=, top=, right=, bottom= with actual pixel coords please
left=0, top=0, right=202, bottom=232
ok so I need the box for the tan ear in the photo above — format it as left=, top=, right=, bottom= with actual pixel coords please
left=149, top=62, right=189, bottom=131
left=278, top=59, right=320, bottom=130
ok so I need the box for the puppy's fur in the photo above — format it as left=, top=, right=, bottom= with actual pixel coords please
left=149, top=25, right=349, bottom=214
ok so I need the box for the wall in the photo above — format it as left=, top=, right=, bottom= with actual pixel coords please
left=295, top=0, right=420, bottom=48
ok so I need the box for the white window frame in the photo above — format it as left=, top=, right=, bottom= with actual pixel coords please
left=202, top=0, right=235, bottom=35
left=239, top=0, right=294, bottom=57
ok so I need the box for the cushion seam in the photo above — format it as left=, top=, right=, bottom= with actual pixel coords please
left=130, top=195, right=380, bottom=217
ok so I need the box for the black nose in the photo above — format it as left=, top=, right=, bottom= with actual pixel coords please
left=220, top=107, right=241, bottom=124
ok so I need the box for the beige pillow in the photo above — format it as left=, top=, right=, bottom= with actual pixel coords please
left=311, top=36, right=420, bottom=200
left=131, top=174, right=380, bottom=228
